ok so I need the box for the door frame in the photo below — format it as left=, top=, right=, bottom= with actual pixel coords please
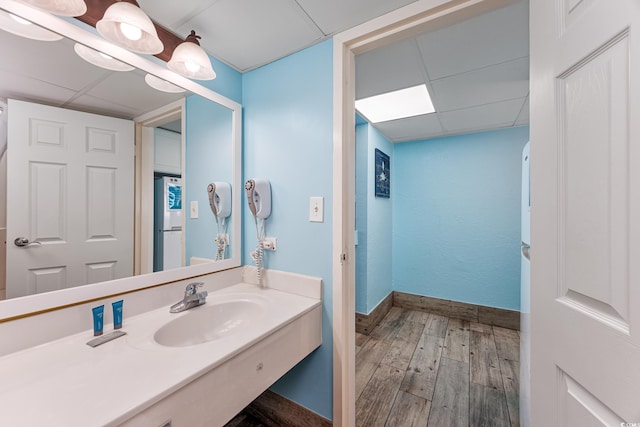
left=331, top=0, right=520, bottom=424
left=134, top=99, right=185, bottom=275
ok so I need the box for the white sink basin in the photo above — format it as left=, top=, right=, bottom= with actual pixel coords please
left=154, top=295, right=268, bottom=347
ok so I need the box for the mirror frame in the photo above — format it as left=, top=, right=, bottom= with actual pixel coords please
left=0, top=0, right=242, bottom=321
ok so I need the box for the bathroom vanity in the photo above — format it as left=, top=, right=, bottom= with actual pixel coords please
left=0, top=267, right=322, bottom=426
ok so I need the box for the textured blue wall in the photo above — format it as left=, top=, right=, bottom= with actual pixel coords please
left=355, top=124, right=369, bottom=314
left=392, top=126, right=529, bottom=310
left=198, top=55, right=243, bottom=105
left=242, top=40, right=334, bottom=419
left=355, top=123, right=394, bottom=314
left=366, top=126, right=394, bottom=312
left=184, top=96, right=234, bottom=264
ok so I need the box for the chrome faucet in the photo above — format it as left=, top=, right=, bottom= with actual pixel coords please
left=170, top=282, right=208, bottom=313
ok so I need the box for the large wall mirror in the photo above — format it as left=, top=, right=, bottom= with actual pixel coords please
left=0, top=0, right=242, bottom=320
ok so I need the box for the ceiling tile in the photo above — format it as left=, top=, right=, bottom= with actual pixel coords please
left=0, top=70, right=77, bottom=107
left=177, top=0, right=324, bottom=71
left=84, top=70, right=184, bottom=117
left=430, top=57, right=529, bottom=112
left=416, top=0, right=528, bottom=80
left=355, top=39, right=426, bottom=99
left=295, top=0, right=415, bottom=35
left=66, top=94, right=142, bottom=119
left=138, top=0, right=219, bottom=29
left=0, top=31, right=109, bottom=92
left=439, top=98, right=525, bottom=134
left=373, top=113, right=443, bottom=142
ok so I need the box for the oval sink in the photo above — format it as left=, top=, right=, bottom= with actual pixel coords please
left=154, top=296, right=268, bottom=347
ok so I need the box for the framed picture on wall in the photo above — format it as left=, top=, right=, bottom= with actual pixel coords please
left=374, top=149, right=390, bottom=198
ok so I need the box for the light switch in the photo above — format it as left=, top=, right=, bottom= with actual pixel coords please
left=309, top=197, right=324, bottom=222
left=190, top=200, right=198, bottom=219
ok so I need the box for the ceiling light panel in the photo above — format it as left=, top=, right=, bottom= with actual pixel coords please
left=356, top=84, right=435, bottom=123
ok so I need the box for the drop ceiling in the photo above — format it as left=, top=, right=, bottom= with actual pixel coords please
left=0, top=28, right=184, bottom=119
left=138, top=0, right=419, bottom=72
left=142, top=0, right=529, bottom=142
left=355, top=0, right=529, bottom=142
left=0, top=0, right=528, bottom=140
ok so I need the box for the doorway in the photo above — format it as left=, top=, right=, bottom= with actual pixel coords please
left=134, top=100, right=185, bottom=275
left=331, top=0, right=525, bottom=425
left=352, top=2, right=527, bottom=423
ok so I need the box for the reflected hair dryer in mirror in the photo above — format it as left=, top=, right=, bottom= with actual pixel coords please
left=207, top=182, right=231, bottom=261
left=245, top=179, right=271, bottom=286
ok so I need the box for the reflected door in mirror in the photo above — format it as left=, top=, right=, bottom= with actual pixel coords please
left=6, top=99, right=134, bottom=298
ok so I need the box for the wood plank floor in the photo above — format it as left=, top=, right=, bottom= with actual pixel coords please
left=357, top=307, right=520, bottom=427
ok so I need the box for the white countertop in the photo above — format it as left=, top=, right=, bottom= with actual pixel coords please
left=0, top=282, right=321, bottom=426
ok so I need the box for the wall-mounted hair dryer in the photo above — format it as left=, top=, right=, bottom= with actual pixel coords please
left=207, top=182, right=231, bottom=260
left=245, top=179, right=271, bottom=286
left=245, top=178, right=271, bottom=219
left=207, top=182, right=231, bottom=220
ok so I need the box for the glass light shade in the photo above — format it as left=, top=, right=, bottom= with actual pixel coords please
left=144, top=74, right=185, bottom=93
left=96, top=2, right=163, bottom=55
left=168, top=39, right=216, bottom=80
left=23, top=0, right=87, bottom=17
left=74, top=43, right=135, bottom=72
left=0, top=10, right=62, bottom=41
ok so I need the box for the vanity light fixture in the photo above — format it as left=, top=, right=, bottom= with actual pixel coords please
left=144, top=74, right=186, bottom=94
left=167, top=30, right=216, bottom=81
left=22, top=0, right=87, bottom=17
left=74, top=43, right=135, bottom=72
left=96, top=0, right=163, bottom=55
left=0, top=10, right=62, bottom=41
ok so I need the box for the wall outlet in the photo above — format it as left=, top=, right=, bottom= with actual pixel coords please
left=309, top=196, right=324, bottom=222
left=263, top=237, right=277, bottom=251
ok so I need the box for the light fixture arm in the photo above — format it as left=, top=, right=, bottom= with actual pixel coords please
left=184, top=30, right=201, bottom=45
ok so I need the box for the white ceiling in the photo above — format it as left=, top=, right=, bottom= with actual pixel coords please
left=355, top=0, right=529, bottom=142
left=0, top=0, right=528, bottom=141
left=140, top=0, right=529, bottom=142
left=138, top=0, right=417, bottom=72
left=0, top=28, right=184, bottom=119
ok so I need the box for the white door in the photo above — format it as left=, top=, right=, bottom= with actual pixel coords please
left=531, top=0, right=640, bottom=425
left=6, top=99, right=134, bottom=298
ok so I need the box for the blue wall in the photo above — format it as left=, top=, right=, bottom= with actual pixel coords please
left=242, top=40, right=334, bottom=419
left=198, top=55, right=243, bottom=105
left=355, top=124, right=368, bottom=314
left=355, top=123, right=394, bottom=314
left=185, top=96, right=234, bottom=263
left=392, top=126, right=529, bottom=310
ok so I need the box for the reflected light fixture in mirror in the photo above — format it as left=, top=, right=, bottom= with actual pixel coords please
left=74, top=43, right=135, bottom=71
left=23, top=0, right=86, bottom=16
left=168, top=30, right=216, bottom=81
left=96, top=0, right=163, bottom=54
left=144, top=73, right=186, bottom=93
left=0, top=9, right=62, bottom=41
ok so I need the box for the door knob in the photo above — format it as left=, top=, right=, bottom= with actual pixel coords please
left=14, top=237, right=41, bottom=247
